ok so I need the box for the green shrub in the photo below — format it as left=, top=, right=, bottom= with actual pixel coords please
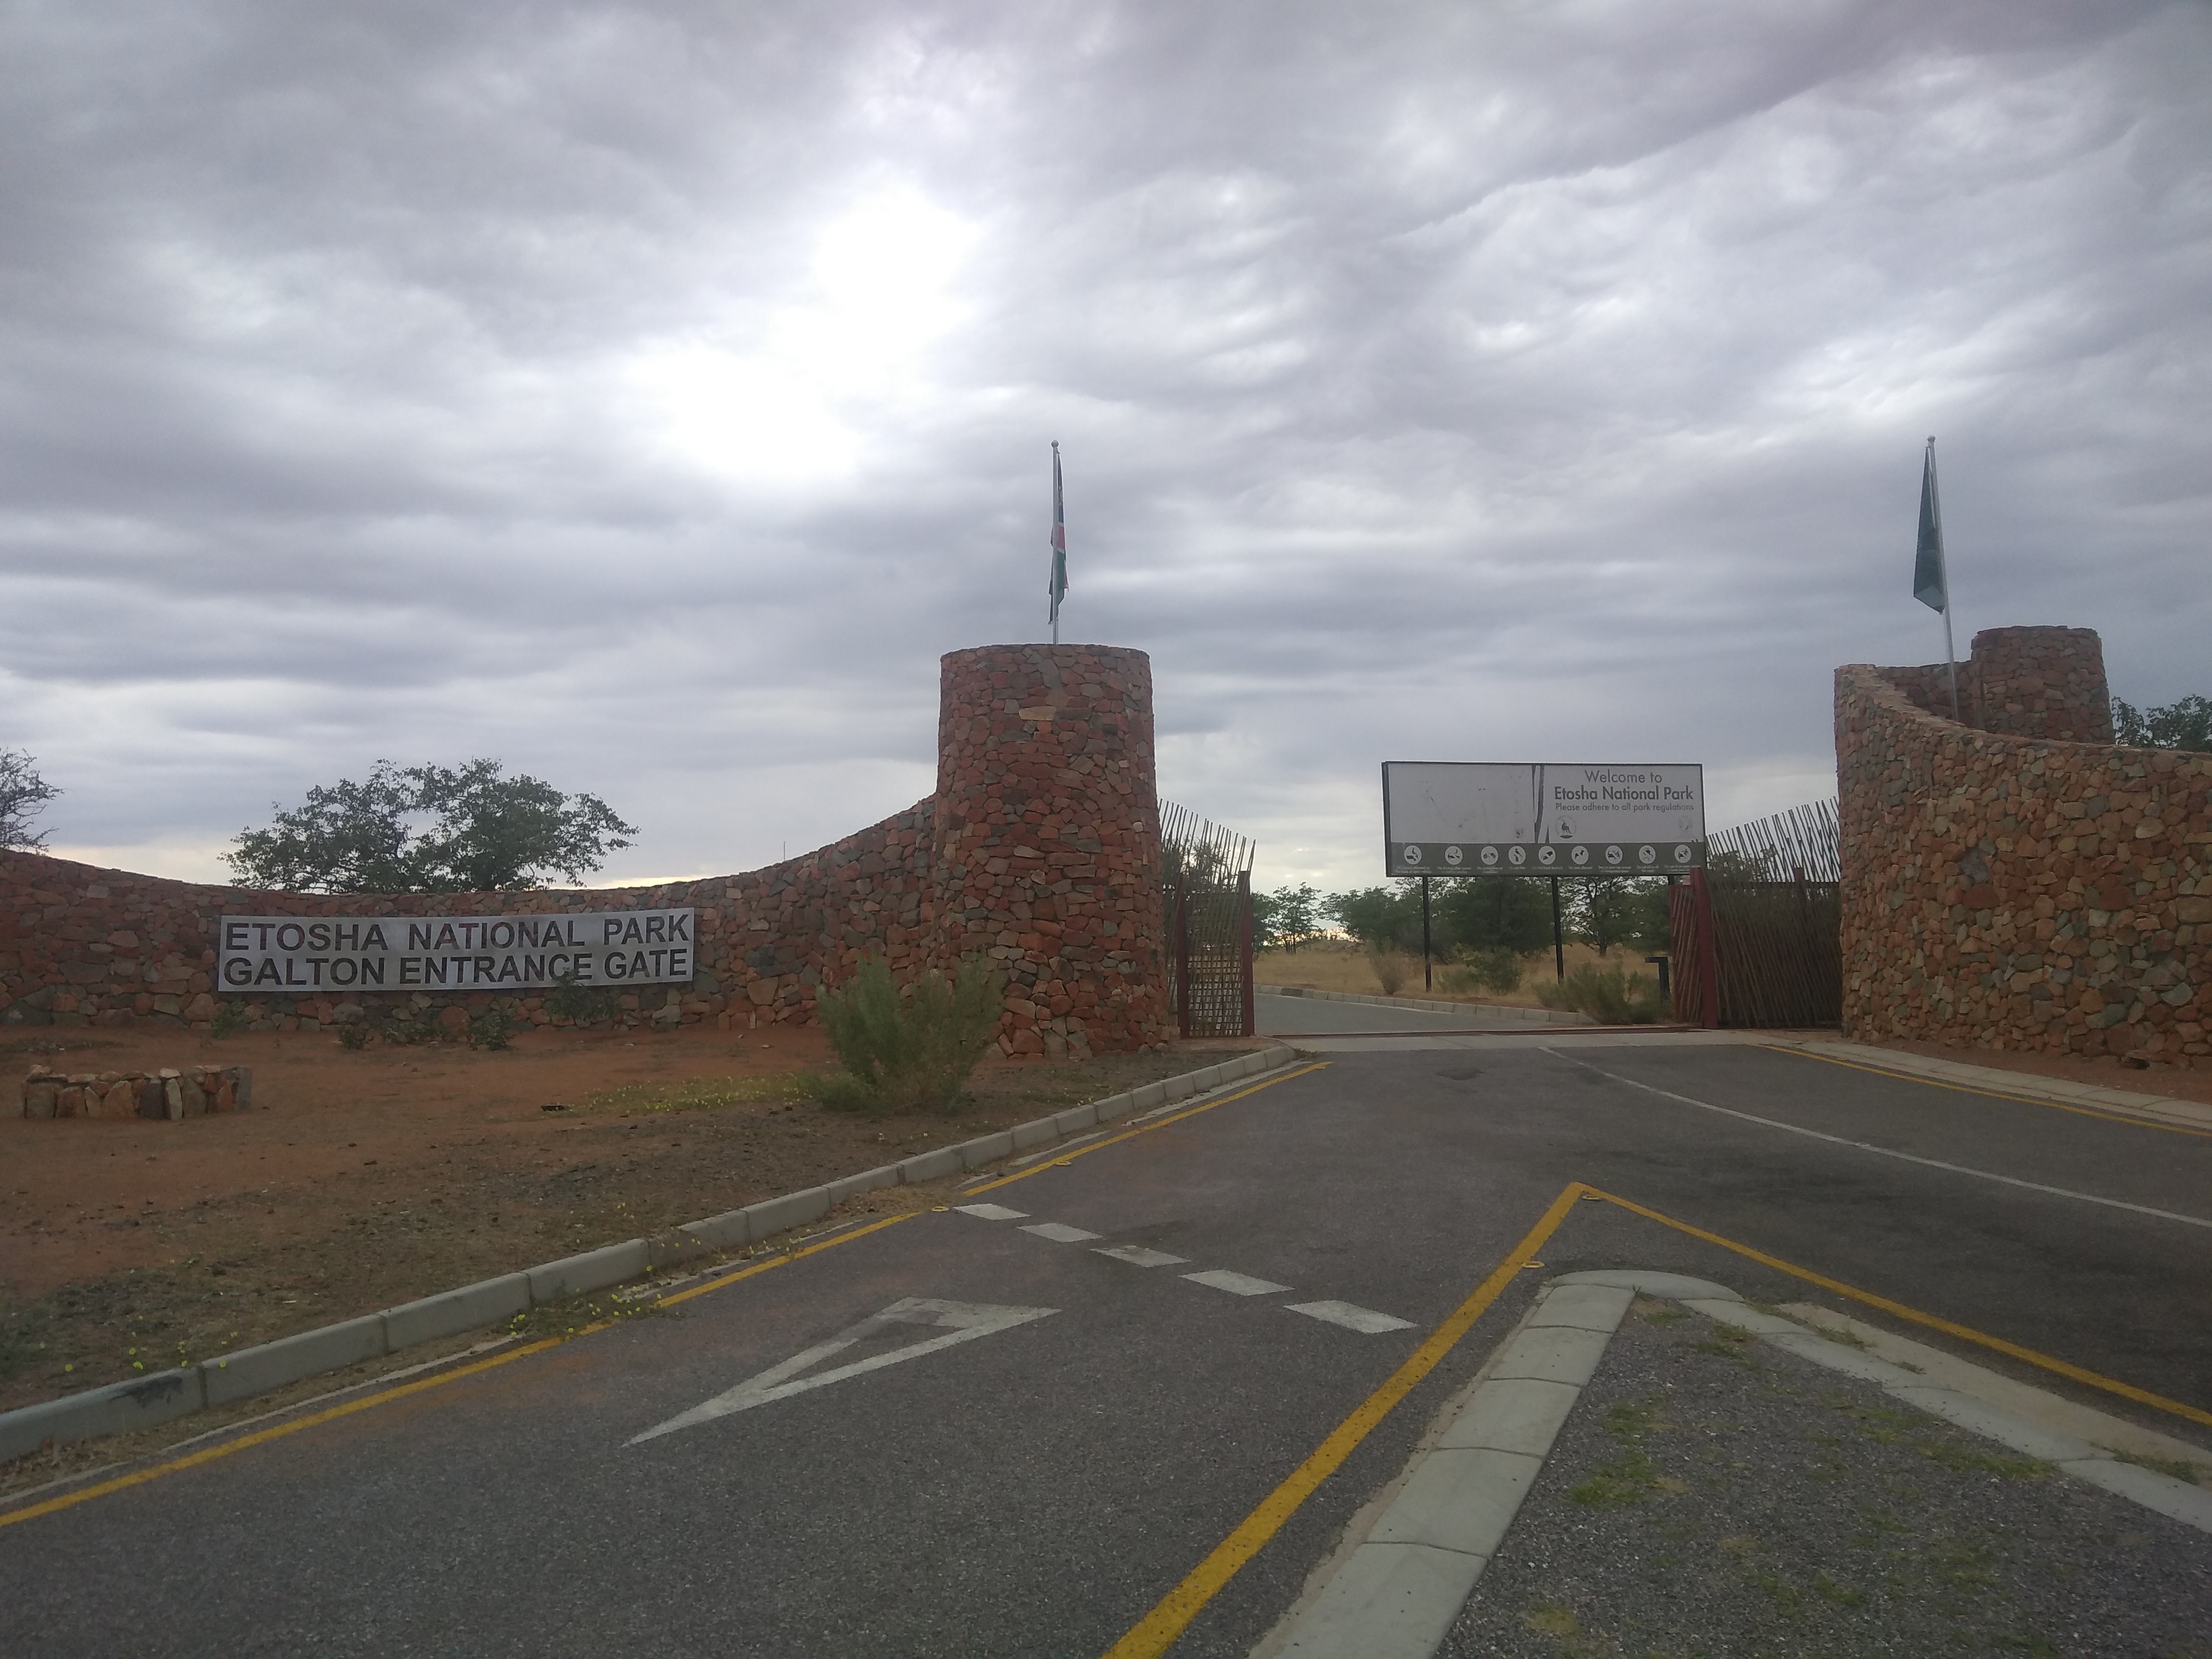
left=1449, top=947, right=1522, bottom=994
left=1536, top=961, right=1669, bottom=1024
left=814, top=954, right=1004, bottom=1115
left=337, top=1021, right=372, bottom=1051
left=468, top=1002, right=518, bottom=1051
left=546, top=973, right=615, bottom=1026
left=381, top=1009, right=437, bottom=1046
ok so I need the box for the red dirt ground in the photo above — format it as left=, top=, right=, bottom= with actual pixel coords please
left=1, top=1024, right=1259, bottom=1418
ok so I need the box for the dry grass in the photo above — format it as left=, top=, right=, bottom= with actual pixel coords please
left=1255, top=940, right=1647, bottom=1007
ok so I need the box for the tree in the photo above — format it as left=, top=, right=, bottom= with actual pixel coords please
left=1, top=749, right=60, bottom=851
left=1327, top=885, right=1422, bottom=953
left=1569, top=877, right=1669, bottom=957
left=226, top=759, right=637, bottom=893
left=2113, top=694, right=2211, bottom=753
left=1435, top=876, right=1554, bottom=957
left=1262, top=883, right=1322, bottom=950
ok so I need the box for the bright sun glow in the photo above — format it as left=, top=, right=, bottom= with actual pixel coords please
left=624, top=187, right=976, bottom=488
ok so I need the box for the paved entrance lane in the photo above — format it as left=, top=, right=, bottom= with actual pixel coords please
left=1570, top=1040, right=2212, bottom=1225
left=6, top=1042, right=2209, bottom=1658
left=1337, top=1042, right=2212, bottom=1432
left=0, top=1064, right=1583, bottom=1659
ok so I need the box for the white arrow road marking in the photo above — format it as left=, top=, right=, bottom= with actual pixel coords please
left=629, top=1298, right=1059, bottom=1444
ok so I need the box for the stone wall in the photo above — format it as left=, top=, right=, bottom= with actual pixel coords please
left=0, top=802, right=934, bottom=1038
left=1837, top=626, right=2209, bottom=1067
left=0, top=643, right=1172, bottom=1054
left=23, top=1064, right=252, bottom=1119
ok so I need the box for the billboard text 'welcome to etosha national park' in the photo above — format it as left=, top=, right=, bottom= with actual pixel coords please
left=1382, top=763, right=1705, bottom=876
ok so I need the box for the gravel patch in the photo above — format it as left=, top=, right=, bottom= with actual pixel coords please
left=1443, top=1295, right=2212, bottom=1658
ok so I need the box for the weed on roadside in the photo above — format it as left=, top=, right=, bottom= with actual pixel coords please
left=502, top=1290, right=671, bottom=1344
left=1692, top=1321, right=1764, bottom=1368
left=1920, top=1441, right=2050, bottom=1480
left=1569, top=1399, right=1685, bottom=1507
left=2109, top=1448, right=2208, bottom=1486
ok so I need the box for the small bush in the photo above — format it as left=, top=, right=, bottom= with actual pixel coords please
left=547, top=973, right=615, bottom=1026
left=1442, top=947, right=1521, bottom=995
left=337, top=1021, right=372, bottom=1051
left=381, top=1010, right=437, bottom=1046
left=468, top=1002, right=518, bottom=1051
left=211, top=1000, right=251, bottom=1038
left=1536, top=961, right=1669, bottom=1024
left=815, top=954, right=1004, bottom=1115
left=1370, top=951, right=1411, bottom=995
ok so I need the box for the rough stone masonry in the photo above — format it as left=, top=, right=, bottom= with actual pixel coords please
left=1837, top=626, right=2210, bottom=1068
left=0, top=644, right=1170, bottom=1055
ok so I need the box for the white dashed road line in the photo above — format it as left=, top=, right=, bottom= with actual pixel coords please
left=1094, top=1245, right=1189, bottom=1268
left=1185, top=1269, right=1296, bottom=1297
left=1286, top=1300, right=1417, bottom=1335
left=952, top=1203, right=1413, bottom=1335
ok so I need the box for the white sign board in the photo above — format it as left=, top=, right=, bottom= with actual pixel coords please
left=219, top=909, right=697, bottom=994
left=1382, top=763, right=1705, bottom=876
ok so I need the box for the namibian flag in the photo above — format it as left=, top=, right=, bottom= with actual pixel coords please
left=1048, top=441, right=1067, bottom=626
left=1913, top=437, right=1947, bottom=614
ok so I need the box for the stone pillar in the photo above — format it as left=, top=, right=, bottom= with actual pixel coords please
left=932, top=644, right=1167, bottom=1055
left=1968, top=626, right=2112, bottom=742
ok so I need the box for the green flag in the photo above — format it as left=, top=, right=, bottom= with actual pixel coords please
left=1913, top=437, right=1947, bottom=613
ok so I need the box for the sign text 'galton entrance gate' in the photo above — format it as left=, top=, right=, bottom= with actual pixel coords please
left=219, top=909, right=697, bottom=993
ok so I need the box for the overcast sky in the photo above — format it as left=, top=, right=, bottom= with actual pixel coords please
left=5, top=0, right=2207, bottom=896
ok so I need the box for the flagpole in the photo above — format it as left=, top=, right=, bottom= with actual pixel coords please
left=1928, top=437, right=1960, bottom=722
left=1048, top=440, right=1066, bottom=647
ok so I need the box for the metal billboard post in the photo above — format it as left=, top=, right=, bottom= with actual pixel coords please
left=1421, top=876, right=1432, bottom=992
left=1550, top=877, right=1564, bottom=982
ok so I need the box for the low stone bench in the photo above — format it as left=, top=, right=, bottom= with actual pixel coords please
left=21, top=1065, right=253, bottom=1119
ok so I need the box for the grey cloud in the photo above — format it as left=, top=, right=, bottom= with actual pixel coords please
left=4, top=1, right=2206, bottom=892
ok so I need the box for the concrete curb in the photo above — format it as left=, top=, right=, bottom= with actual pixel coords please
left=1263, top=986, right=1593, bottom=1025
left=1261, top=1266, right=2211, bottom=1658
left=1770, top=1037, right=2212, bottom=1132
left=0, top=1044, right=1302, bottom=1464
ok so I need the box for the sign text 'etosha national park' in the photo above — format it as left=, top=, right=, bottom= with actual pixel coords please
left=219, top=909, right=697, bottom=992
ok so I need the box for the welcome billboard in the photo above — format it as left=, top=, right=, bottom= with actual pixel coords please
left=1382, top=763, right=1705, bottom=876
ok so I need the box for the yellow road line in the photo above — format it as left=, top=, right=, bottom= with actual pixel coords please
left=1762, top=1044, right=2212, bottom=1140
left=964, top=1062, right=1332, bottom=1198
left=658, top=1210, right=914, bottom=1309
left=1584, top=1185, right=2212, bottom=1431
left=0, top=1211, right=916, bottom=1532
left=1099, top=1181, right=1589, bottom=1659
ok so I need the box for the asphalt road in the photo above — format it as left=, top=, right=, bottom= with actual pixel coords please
left=5, top=1038, right=2209, bottom=1657
left=1253, top=988, right=1494, bottom=1034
